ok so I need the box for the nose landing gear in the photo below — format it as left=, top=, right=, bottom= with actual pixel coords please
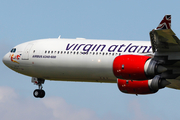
left=32, top=77, right=45, bottom=98
left=33, top=89, right=45, bottom=98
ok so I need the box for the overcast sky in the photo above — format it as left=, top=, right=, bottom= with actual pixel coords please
left=1, top=0, right=180, bottom=120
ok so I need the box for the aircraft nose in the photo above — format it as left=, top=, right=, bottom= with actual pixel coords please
left=2, top=53, right=10, bottom=66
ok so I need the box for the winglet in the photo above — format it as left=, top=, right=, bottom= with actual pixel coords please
left=156, top=15, right=171, bottom=30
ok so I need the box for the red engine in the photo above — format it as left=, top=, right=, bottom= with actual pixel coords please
left=117, top=76, right=170, bottom=95
left=117, top=79, right=156, bottom=95
left=114, top=55, right=170, bottom=95
left=113, top=55, right=167, bottom=80
left=113, top=55, right=150, bottom=80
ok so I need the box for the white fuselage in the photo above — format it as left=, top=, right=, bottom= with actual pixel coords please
left=3, top=38, right=152, bottom=83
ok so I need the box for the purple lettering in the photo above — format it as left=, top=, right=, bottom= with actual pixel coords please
left=83, top=44, right=93, bottom=52
left=108, top=45, right=118, bottom=52
left=146, top=46, right=152, bottom=53
left=73, top=44, right=79, bottom=50
left=124, top=43, right=132, bottom=52
left=96, top=45, right=106, bottom=51
left=91, top=44, right=97, bottom=51
left=117, top=44, right=126, bottom=52
left=128, top=46, right=139, bottom=53
left=66, top=44, right=75, bottom=50
left=76, top=44, right=85, bottom=50
left=137, top=46, right=148, bottom=53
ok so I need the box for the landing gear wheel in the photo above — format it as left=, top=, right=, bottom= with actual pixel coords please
left=39, top=90, right=45, bottom=98
left=33, top=89, right=45, bottom=98
left=32, top=78, right=46, bottom=98
left=33, top=89, right=40, bottom=98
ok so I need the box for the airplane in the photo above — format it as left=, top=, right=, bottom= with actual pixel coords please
left=2, top=15, right=179, bottom=98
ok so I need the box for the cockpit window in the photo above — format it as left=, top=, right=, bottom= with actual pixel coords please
left=10, top=48, right=16, bottom=53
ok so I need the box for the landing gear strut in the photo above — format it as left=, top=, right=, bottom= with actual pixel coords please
left=32, top=77, right=45, bottom=98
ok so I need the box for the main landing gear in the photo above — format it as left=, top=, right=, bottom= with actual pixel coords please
left=32, top=77, right=45, bottom=98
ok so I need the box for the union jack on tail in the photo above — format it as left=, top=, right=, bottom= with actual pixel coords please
left=156, top=15, right=171, bottom=30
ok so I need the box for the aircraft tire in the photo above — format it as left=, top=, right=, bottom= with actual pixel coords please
left=33, top=89, right=41, bottom=98
left=33, top=89, right=45, bottom=98
left=39, top=90, right=45, bottom=98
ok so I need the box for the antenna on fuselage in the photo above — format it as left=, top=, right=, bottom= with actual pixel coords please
left=58, top=35, right=61, bottom=39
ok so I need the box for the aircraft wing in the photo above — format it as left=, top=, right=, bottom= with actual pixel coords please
left=150, top=29, right=180, bottom=53
left=149, top=15, right=180, bottom=90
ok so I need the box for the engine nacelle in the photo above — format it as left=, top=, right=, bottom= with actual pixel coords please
left=113, top=55, right=167, bottom=80
left=117, top=79, right=156, bottom=95
left=117, top=76, right=170, bottom=95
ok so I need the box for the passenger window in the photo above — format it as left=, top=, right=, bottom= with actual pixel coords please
left=48, top=51, right=50, bottom=54
left=61, top=51, right=63, bottom=54
left=45, top=51, right=47, bottom=53
left=51, top=51, right=53, bottom=54
left=33, top=50, right=35, bottom=53
left=58, top=51, right=60, bottom=54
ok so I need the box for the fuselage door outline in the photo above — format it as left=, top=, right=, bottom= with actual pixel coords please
left=22, top=43, right=33, bottom=60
